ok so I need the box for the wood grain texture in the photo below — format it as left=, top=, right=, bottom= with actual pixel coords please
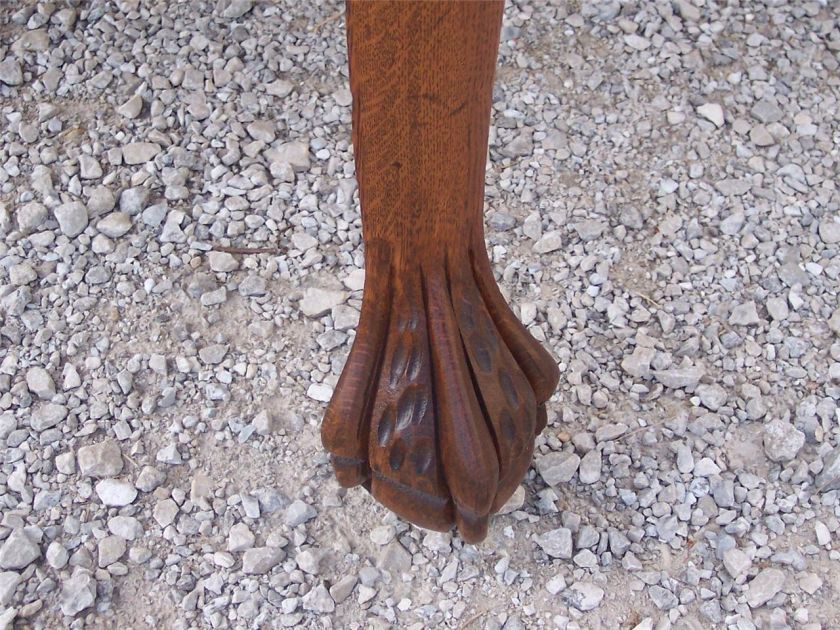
left=321, top=0, right=560, bottom=543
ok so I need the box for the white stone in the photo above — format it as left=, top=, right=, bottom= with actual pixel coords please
left=536, top=452, right=580, bottom=486
left=0, top=530, right=40, bottom=570
left=123, top=142, right=161, bottom=165
left=535, top=528, right=572, bottom=559
left=54, top=202, right=88, bottom=237
left=763, top=419, right=805, bottom=462
left=30, top=403, right=67, bottom=431
left=95, top=479, right=137, bottom=506
left=153, top=499, right=179, bottom=527
left=228, top=523, right=255, bottom=552
left=0, top=59, right=23, bottom=86
left=208, top=251, right=239, bottom=272
left=96, top=212, right=132, bottom=238
left=746, top=568, right=786, bottom=608
left=60, top=568, right=96, bottom=616
left=533, top=231, right=563, bottom=254
left=242, top=547, right=284, bottom=575
left=567, top=582, right=604, bottom=611
left=697, top=103, right=725, bottom=127
left=25, top=367, right=55, bottom=399
left=723, top=548, right=751, bottom=578
left=300, top=288, right=347, bottom=317
left=117, top=94, right=143, bottom=119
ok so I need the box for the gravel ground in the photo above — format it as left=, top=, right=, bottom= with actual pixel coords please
left=1, top=0, right=839, bottom=628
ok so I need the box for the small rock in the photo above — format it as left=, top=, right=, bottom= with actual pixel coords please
left=242, top=548, right=284, bottom=575
left=97, top=536, right=126, bottom=568
left=77, top=440, right=123, bottom=478
left=119, top=187, right=149, bottom=215
left=17, top=202, right=48, bottom=232
left=9, top=264, right=37, bottom=286
left=729, top=301, right=761, bottom=326
left=715, top=178, right=751, bottom=196
left=751, top=99, right=783, bottom=124
left=763, top=419, right=805, bottom=462
left=199, top=344, right=227, bottom=365
left=697, top=103, right=724, bottom=127
left=723, top=548, right=751, bottom=578
left=301, top=584, right=335, bottom=613
left=649, top=585, right=678, bottom=610
left=766, top=297, right=789, bottom=321
left=567, top=582, right=604, bottom=611
left=54, top=202, right=88, bottom=237
left=815, top=448, right=840, bottom=491
left=307, top=383, right=332, bottom=402
left=30, top=403, right=67, bottom=432
left=300, top=288, right=347, bottom=318
left=122, top=142, right=161, bottom=165
left=228, top=523, right=255, bottom=552
left=60, top=568, right=97, bottom=616
left=135, top=466, right=166, bottom=492
left=498, top=485, right=526, bottom=515
left=814, top=521, right=831, bottom=546
left=285, top=500, right=317, bottom=527
left=622, top=346, right=655, bottom=378
left=533, top=231, right=563, bottom=254
left=266, top=79, right=294, bottom=98
left=95, top=479, right=137, bottom=506
left=78, top=155, right=102, bottom=179
left=0, top=59, right=23, bottom=86
left=502, top=131, right=533, bottom=158
left=266, top=141, right=310, bottom=172
left=220, top=0, right=254, bottom=19
left=377, top=541, right=412, bottom=575
left=96, top=213, right=132, bottom=238
left=239, top=274, right=266, bottom=297
left=153, top=499, right=179, bottom=527
left=745, top=568, right=786, bottom=608
left=0, top=530, right=40, bottom=570
left=87, top=187, right=116, bottom=215
left=117, top=94, right=143, bottom=119
left=107, top=516, right=142, bottom=541
left=819, top=221, right=840, bottom=245
left=329, top=576, right=357, bottom=603
left=46, top=541, right=69, bottom=569
left=624, top=34, right=651, bottom=50
left=25, top=367, right=55, bottom=399
left=156, top=444, right=182, bottom=465
left=536, top=452, right=580, bottom=486
left=535, top=528, right=573, bottom=559
left=696, top=384, right=727, bottom=411
left=653, top=365, right=705, bottom=389
left=574, top=220, right=606, bottom=242
left=296, top=549, right=323, bottom=574
left=750, top=124, right=775, bottom=146
left=0, top=572, right=21, bottom=606
left=208, top=251, right=239, bottom=272
left=247, top=121, right=276, bottom=143
left=369, top=526, right=396, bottom=546
left=578, top=450, right=601, bottom=484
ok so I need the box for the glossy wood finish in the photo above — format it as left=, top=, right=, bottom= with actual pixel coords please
left=321, top=0, right=559, bottom=543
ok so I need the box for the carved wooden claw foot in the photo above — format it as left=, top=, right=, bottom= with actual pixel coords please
left=321, top=0, right=559, bottom=543
left=322, top=244, right=559, bottom=543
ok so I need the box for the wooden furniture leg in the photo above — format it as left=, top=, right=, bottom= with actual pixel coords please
left=321, top=0, right=559, bottom=543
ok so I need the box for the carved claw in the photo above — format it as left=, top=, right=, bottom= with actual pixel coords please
left=322, top=244, right=559, bottom=543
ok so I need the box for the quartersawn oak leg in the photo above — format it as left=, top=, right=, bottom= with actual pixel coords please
left=321, top=0, right=559, bottom=543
